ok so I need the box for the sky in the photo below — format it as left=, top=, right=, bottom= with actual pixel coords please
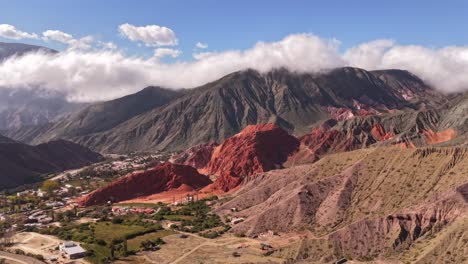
left=0, top=0, right=468, bottom=101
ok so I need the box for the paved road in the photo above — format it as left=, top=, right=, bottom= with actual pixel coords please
left=0, top=251, right=45, bottom=264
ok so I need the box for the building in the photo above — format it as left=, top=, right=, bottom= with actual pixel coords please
left=60, top=241, right=87, bottom=259
left=231, top=217, right=245, bottom=225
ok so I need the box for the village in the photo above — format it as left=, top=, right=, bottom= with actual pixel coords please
left=0, top=153, right=284, bottom=264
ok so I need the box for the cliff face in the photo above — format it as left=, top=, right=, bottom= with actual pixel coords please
left=170, top=142, right=218, bottom=169
left=78, top=162, right=212, bottom=206
left=204, top=124, right=300, bottom=191
left=286, top=107, right=462, bottom=167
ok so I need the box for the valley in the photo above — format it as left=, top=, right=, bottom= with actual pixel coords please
left=0, top=44, right=467, bottom=264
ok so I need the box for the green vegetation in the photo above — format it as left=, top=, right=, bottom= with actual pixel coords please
left=138, top=237, right=165, bottom=251
left=128, top=229, right=176, bottom=251
left=41, top=180, right=60, bottom=195
left=153, top=199, right=226, bottom=236
left=39, top=215, right=170, bottom=264
left=115, top=202, right=161, bottom=209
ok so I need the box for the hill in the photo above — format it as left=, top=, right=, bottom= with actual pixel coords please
left=215, top=146, right=468, bottom=262
left=0, top=135, right=102, bottom=189
left=78, top=162, right=212, bottom=206
left=4, top=86, right=185, bottom=144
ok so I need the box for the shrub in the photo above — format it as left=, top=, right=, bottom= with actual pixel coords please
left=112, top=217, right=124, bottom=224
left=200, top=231, right=220, bottom=239
left=96, top=239, right=107, bottom=246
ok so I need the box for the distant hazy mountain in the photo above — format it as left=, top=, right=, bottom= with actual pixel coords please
left=0, top=89, right=87, bottom=130
left=6, top=67, right=447, bottom=153
left=0, top=135, right=102, bottom=189
left=0, top=42, right=87, bottom=130
left=0, top=41, right=56, bottom=60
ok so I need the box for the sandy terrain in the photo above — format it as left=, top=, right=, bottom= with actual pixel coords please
left=10, top=232, right=89, bottom=264
left=116, top=232, right=289, bottom=264
left=0, top=251, right=45, bottom=264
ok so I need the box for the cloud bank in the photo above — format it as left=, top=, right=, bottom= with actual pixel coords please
left=0, top=33, right=467, bottom=102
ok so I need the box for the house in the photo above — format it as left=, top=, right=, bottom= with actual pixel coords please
left=260, top=243, right=273, bottom=250
left=258, top=230, right=275, bottom=238
left=17, top=190, right=33, bottom=197
left=38, top=216, right=53, bottom=224
left=230, top=217, right=245, bottom=225
left=46, top=201, right=64, bottom=208
left=36, top=190, right=45, bottom=197
left=28, top=211, right=46, bottom=220
left=60, top=241, right=87, bottom=259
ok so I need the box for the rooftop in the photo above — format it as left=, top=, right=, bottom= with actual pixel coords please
left=61, top=242, right=86, bottom=255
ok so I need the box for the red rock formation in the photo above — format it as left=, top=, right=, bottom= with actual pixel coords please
left=78, top=162, right=212, bottom=206
left=205, top=124, right=300, bottom=192
left=293, top=121, right=395, bottom=162
left=422, top=128, right=457, bottom=145
left=327, top=105, right=380, bottom=121
left=327, top=107, right=355, bottom=121
left=370, top=124, right=395, bottom=141
left=170, top=142, right=218, bottom=169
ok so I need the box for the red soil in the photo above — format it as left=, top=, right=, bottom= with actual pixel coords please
left=77, top=162, right=212, bottom=206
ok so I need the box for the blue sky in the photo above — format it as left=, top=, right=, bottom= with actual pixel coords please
left=1, top=0, right=467, bottom=60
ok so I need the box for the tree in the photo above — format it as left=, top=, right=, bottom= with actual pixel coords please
left=121, top=239, right=128, bottom=257
left=139, top=238, right=164, bottom=251
left=41, top=180, right=60, bottom=195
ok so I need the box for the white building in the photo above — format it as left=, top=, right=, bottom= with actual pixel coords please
left=231, top=217, right=245, bottom=225
left=60, top=241, right=87, bottom=259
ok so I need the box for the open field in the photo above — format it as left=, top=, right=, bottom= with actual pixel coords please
left=9, top=232, right=89, bottom=264
left=92, top=222, right=148, bottom=241
left=127, top=229, right=177, bottom=251
left=116, top=232, right=290, bottom=264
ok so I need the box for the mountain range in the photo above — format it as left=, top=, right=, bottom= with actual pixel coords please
left=3, top=67, right=454, bottom=154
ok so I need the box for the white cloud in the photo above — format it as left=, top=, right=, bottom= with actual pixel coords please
left=343, top=41, right=468, bottom=93
left=99, top=41, right=117, bottom=50
left=192, top=51, right=213, bottom=60
left=377, top=45, right=468, bottom=93
left=343, top=39, right=395, bottom=70
left=67, top=36, right=94, bottom=51
left=196, top=42, right=208, bottom=49
left=0, top=33, right=468, bottom=103
left=42, top=30, right=98, bottom=52
left=0, top=24, right=38, bottom=40
left=42, top=30, right=74, bottom=44
left=118, top=23, right=177, bottom=46
left=154, top=48, right=181, bottom=59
